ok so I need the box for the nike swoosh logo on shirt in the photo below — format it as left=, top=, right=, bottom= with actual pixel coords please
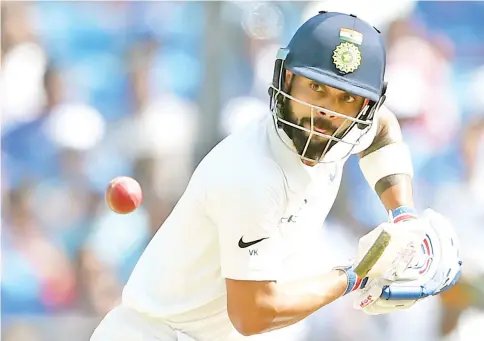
left=238, top=237, right=269, bottom=249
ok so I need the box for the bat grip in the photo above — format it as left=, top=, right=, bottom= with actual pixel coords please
left=354, top=230, right=391, bottom=278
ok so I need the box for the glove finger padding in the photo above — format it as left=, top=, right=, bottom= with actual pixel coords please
left=353, top=277, right=418, bottom=315
left=360, top=295, right=416, bottom=315
left=394, top=209, right=461, bottom=291
left=353, top=278, right=385, bottom=310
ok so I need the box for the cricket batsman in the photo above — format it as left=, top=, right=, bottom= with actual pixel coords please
left=90, top=11, right=462, bottom=341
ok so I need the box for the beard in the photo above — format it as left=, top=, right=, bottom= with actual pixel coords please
left=281, top=102, right=345, bottom=161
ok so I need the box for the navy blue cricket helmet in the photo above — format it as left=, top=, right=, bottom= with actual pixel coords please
left=269, top=11, right=388, bottom=163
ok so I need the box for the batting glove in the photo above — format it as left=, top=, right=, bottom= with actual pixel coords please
left=335, top=206, right=418, bottom=297
left=354, top=209, right=462, bottom=315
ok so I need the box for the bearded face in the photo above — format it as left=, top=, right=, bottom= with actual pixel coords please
left=280, top=73, right=367, bottom=161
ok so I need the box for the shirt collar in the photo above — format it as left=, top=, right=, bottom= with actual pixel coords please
left=266, top=116, right=312, bottom=193
left=266, top=116, right=344, bottom=191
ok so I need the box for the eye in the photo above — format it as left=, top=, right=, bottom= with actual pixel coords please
left=341, top=94, right=356, bottom=103
left=309, top=82, right=323, bottom=92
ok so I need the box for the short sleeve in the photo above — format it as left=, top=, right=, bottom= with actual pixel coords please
left=207, top=176, right=286, bottom=281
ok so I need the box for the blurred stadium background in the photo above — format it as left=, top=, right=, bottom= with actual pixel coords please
left=1, top=1, right=483, bottom=340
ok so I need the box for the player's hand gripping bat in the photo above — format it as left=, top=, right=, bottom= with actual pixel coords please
left=353, top=220, right=423, bottom=280
left=353, top=209, right=462, bottom=314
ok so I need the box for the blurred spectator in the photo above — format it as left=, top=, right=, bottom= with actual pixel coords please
left=1, top=2, right=45, bottom=126
left=432, top=117, right=484, bottom=340
left=80, top=206, right=151, bottom=316
left=2, top=186, right=77, bottom=314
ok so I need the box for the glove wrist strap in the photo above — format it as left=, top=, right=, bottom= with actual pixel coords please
left=390, top=206, right=418, bottom=223
left=334, top=266, right=367, bottom=295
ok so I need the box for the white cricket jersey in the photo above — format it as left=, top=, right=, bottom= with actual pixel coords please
left=121, top=114, right=378, bottom=324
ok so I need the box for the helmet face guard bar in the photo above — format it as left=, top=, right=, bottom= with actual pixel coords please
left=268, top=48, right=386, bottom=163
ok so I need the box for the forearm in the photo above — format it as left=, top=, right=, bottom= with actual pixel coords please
left=375, top=174, right=414, bottom=210
left=359, top=107, right=415, bottom=211
left=248, top=270, right=348, bottom=334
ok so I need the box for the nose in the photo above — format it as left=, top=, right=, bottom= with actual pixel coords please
left=318, top=109, right=338, bottom=120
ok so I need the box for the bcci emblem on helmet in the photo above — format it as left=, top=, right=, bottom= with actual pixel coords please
left=333, top=42, right=362, bottom=74
left=332, top=27, right=363, bottom=74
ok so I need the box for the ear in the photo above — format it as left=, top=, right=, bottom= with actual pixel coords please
left=358, top=98, right=370, bottom=113
left=362, top=98, right=370, bottom=109
left=284, top=70, right=294, bottom=90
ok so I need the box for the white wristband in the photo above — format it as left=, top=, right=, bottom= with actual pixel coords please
left=359, top=142, right=414, bottom=190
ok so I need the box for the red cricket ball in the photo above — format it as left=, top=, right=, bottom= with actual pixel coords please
left=105, top=176, right=143, bottom=214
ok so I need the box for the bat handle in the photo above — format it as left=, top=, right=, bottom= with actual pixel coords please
left=354, top=230, right=391, bottom=278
